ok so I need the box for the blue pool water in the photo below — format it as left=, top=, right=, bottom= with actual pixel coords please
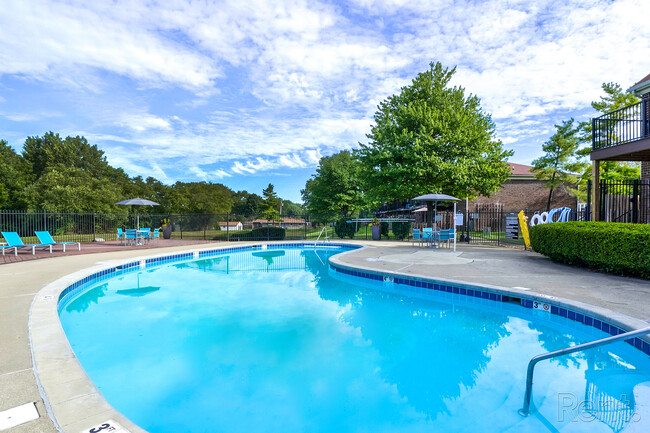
left=59, top=246, right=650, bottom=432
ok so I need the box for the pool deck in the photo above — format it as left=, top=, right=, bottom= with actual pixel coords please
left=1, top=240, right=649, bottom=432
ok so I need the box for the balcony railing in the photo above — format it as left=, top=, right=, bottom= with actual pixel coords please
left=592, top=99, right=650, bottom=150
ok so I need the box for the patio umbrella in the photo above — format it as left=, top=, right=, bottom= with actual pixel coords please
left=411, top=193, right=460, bottom=229
left=115, top=198, right=160, bottom=229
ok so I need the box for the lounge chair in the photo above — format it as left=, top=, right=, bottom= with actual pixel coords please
left=117, top=228, right=125, bottom=245
left=1, top=231, right=52, bottom=255
left=35, top=231, right=81, bottom=252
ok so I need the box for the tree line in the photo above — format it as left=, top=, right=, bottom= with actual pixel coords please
left=0, top=132, right=303, bottom=216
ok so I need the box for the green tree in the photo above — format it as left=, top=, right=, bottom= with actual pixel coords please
left=174, top=182, right=233, bottom=214
left=301, top=150, right=363, bottom=217
left=531, top=119, right=587, bottom=210
left=0, top=140, right=30, bottom=209
left=281, top=200, right=304, bottom=217
left=20, top=133, right=125, bottom=211
left=262, top=183, right=280, bottom=221
left=574, top=82, right=642, bottom=198
left=356, top=61, right=512, bottom=205
left=231, top=191, right=266, bottom=216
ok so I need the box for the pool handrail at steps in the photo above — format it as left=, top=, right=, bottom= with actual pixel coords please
left=519, top=325, right=650, bottom=416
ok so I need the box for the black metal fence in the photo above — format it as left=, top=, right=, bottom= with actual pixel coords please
left=592, top=99, right=649, bottom=150
left=1, top=205, right=594, bottom=247
left=587, top=179, right=650, bottom=224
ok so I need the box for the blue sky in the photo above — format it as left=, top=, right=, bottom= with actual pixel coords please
left=1, top=0, right=649, bottom=202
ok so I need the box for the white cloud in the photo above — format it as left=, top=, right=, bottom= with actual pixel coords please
left=2, top=0, right=650, bottom=183
left=118, top=113, right=171, bottom=132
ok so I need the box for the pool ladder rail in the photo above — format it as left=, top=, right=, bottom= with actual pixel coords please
left=519, top=325, right=650, bottom=416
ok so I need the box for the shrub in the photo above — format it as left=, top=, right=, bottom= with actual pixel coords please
left=248, top=226, right=286, bottom=240
left=334, top=218, right=356, bottom=239
left=392, top=221, right=411, bottom=240
left=380, top=221, right=390, bottom=239
left=530, top=221, right=650, bottom=278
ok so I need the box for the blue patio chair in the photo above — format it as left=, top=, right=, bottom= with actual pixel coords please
left=139, top=228, right=151, bottom=244
left=422, top=227, right=435, bottom=247
left=1, top=231, right=52, bottom=256
left=125, top=229, right=138, bottom=246
left=151, top=228, right=160, bottom=242
left=35, top=231, right=81, bottom=252
left=412, top=228, right=422, bottom=246
left=438, top=229, right=457, bottom=251
left=117, top=228, right=125, bottom=245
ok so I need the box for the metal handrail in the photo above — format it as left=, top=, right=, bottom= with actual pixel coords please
left=519, top=325, right=650, bottom=416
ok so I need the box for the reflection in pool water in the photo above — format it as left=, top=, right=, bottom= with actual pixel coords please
left=60, top=247, right=650, bottom=433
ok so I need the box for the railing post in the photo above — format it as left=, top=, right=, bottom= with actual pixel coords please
left=641, top=98, right=650, bottom=137
left=93, top=211, right=96, bottom=242
left=226, top=213, right=230, bottom=242
left=591, top=118, right=596, bottom=149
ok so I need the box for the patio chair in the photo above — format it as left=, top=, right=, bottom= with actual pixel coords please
left=151, top=228, right=160, bottom=242
left=117, top=228, right=126, bottom=245
left=1, top=231, right=52, bottom=255
left=412, top=228, right=423, bottom=246
left=139, top=228, right=151, bottom=244
left=422, top=227, right=435, bottom=247
left=35, top=231, right=81, bottom=252
left=125, top=229, right=138, bottom=245
left=438, top=229, right=457, bottom=251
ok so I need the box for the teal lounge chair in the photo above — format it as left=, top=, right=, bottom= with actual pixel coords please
left=35, top=231, right=81, bottom=252
left=1, top=231, right=52, bottom=255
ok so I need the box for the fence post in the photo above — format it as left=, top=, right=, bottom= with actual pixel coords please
left=93, top=211, right=96, bottom=242
left=227, top=213, right=230, bottom=242
left=204, top=214, right=207, bottom=240
left=633, top=179, right=639, bottom=223
left=497, top=207, right=501, bottom=247
left=180, top=214, right=183, bottom=239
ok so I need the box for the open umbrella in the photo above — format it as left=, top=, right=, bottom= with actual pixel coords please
left=115, top=198, right=160, bottom=229
left=411, top=193, right=460, bottom=229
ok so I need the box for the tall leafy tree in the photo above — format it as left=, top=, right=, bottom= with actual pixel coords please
left=531, top=119, right=587, bottom=210
left=262, top=183, right=280, bottom=221
left=302, top=150, right=363, bottom=217
left=356, top=61, right=512, bottom=205
left=0, top=140, right=30, bottom=209
left=574, top=82, right=642, bottom=198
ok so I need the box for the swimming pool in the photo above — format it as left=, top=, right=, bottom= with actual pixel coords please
left=58, top=244, right=650, bottom=432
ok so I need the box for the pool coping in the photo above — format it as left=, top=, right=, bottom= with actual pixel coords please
left=29, top=241, right=650, bottom=433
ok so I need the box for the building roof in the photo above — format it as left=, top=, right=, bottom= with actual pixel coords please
left=252, top=218, right=306, bottom=224
left=627, top=72, right=650, bottom=96
left=218, top=222, right=242, bottom=226
left=508, top=162, right=536, bottom=178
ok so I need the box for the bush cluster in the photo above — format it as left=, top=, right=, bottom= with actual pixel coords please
left=530, top=221, right=650, bottom=278
left=335, top=218, right=356, bottom=239
left=391, top=222, right=411, bottom=240
left=247, top=226, right=286, bottom=240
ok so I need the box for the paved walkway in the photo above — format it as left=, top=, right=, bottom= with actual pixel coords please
left=1, top=241, right=649, bottom=432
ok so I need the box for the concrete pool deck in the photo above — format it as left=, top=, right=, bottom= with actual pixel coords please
left=1, top=240, right=649, bottom=432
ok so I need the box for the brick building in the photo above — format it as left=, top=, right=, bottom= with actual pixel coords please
left=462, top=162, right=578, bottom=212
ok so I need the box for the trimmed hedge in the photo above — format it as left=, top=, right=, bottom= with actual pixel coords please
left=392, top=221, right=411, bottom=240
left=530, top=221, right=650, bottom=278
left=247, top=226, right=286, bottom=240
left=334, top=218, right=356, bottom=239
